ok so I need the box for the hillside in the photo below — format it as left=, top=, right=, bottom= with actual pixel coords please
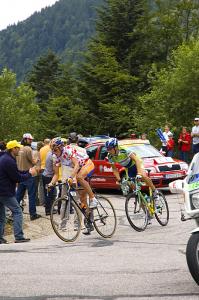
left=0, top=0, right=103, bottom=81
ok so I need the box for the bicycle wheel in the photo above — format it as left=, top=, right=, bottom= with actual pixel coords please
left=125, top=192, right=148, bottom=232
left=155, top=191, right=169, bottom=226
left=93, top=196, right=117, bottom=238
left=50, top=197, right=81, bottom=243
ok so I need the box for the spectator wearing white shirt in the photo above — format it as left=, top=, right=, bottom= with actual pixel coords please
left=191, top=118, right=199, bottom=154
left=161, top=125, right=173, bottom=155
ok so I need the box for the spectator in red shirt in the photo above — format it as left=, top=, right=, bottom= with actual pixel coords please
left=178, top=127, right=191, bottom=163
left=166, top=133, right=175, bottom=157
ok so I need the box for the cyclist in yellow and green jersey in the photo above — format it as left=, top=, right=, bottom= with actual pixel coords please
left=105, top=138, right=159, bottom=200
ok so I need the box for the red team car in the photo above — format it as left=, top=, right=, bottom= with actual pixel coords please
left=85, top=138, right=188, bottom=190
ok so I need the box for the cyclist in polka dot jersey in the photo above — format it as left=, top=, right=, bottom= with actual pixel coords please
left=48, top=137, right=98, bottom=209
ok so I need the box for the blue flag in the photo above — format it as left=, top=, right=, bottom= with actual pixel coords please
left=156, top=128, right=166, bottom=143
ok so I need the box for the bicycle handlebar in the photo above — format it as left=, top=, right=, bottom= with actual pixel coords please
left=45, top=181, right=84, bottom=192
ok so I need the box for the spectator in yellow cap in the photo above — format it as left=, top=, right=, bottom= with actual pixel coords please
left=0, top=140, right=37, bottom=243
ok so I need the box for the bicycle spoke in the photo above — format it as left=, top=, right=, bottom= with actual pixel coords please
left=50, top=197, right=81, bottom=242
left=155, top=192, right=169, bottom=226
left=93, top=196, right=117, bottom=238
left=125, top=192, right=148, bottom=232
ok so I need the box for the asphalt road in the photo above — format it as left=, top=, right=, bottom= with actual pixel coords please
left=0, top=192, right=199, bottom=300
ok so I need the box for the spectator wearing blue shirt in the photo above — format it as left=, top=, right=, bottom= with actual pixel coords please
left=0, top=140, right=37, bottom=244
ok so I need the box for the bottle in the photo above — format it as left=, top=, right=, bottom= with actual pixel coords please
left=144, top=194, right=151, bottom=204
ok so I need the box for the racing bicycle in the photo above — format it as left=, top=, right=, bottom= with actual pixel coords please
left=50, top=181, right=117, bottom=242
left=123, top=175, right=169, bottom=231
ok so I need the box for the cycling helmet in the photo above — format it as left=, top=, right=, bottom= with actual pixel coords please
left=50, top=137, right=64, bottom=151
left=68, top=132, right=78, bottom=143
left=105, top=138, right=118, bottom=150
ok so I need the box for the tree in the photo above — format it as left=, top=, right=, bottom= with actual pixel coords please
left=27, top=50, right=61, bottom=111
left=96, top=0, right=143, bottom=65
left=137, top=40, right=199, bottom=143
left=0, top=69, right=39, bottom=141
left=99, top=99, right=134, bottom=136
left=78, top=43, right=137, bottom=132
left=125, top=0, right=199, bottom=91
left=42, top=96, right=96, bottom=138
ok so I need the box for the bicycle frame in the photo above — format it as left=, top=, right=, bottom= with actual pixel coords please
left=129, top=177, right=155, bottom=217
left=64, top=182, right=93, bottom=223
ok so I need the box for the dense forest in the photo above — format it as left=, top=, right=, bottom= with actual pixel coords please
left=0, top=0, right=199, bottom=146
left=0, top=0, right=102, bottom=81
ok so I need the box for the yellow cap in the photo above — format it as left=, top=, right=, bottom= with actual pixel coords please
left=6, top=140, right=22, bottom=150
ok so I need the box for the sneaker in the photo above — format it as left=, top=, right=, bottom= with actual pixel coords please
left=30, top=214, right=42, bottom=221
left=82, top=228, right=91, bottom=235
left=82, top=224, right=94, bottom=235
left=15, top=238, right=30, bottom=243
left=83, top=218, right=94, bottom=235
left=0, top=237, right=8, bottom=244
left=89, top=197, right=98, bottom=209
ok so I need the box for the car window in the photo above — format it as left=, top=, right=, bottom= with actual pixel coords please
left=86, top=145, right=98, bottom=160
left=99, top=146, right=108, bottom=160
left=122, top=144, right=162, bottom=158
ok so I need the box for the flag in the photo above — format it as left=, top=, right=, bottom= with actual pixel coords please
left=156, top=128, right=166, bottom=143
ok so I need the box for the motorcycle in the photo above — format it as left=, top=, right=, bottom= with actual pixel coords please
left=169, top=152, right=199, bottom=285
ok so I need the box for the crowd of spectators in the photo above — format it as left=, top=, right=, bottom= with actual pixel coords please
left=0, top=132, right=81, bottom=244
left=0, top=117, right=199, bottom=244
left=156, top=117, right=199, bottom=162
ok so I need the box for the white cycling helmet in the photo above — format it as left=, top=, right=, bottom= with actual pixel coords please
left=23, top=133, right=34, bottom=140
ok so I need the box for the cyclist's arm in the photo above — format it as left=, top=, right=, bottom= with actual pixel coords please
left=111, top=163, right=121, bottom=182
left=49, top=165, right=59, bottom=186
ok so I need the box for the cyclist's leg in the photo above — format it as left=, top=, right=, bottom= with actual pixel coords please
left=138, top=167, right=156, bottom=192
left=127, top=165, right=137, bottom=190
left=76, top=160, right=97, bottom=207
left=77, top=189, right=88, bottom=208
left=77, top=183, right=94, bottom=234
left=139, top=168, right=160, bottom=204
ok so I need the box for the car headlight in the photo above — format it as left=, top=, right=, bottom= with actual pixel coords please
left=191, top=193, right=199, bottom=209
left=180, top=163, right=189, bottom=171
